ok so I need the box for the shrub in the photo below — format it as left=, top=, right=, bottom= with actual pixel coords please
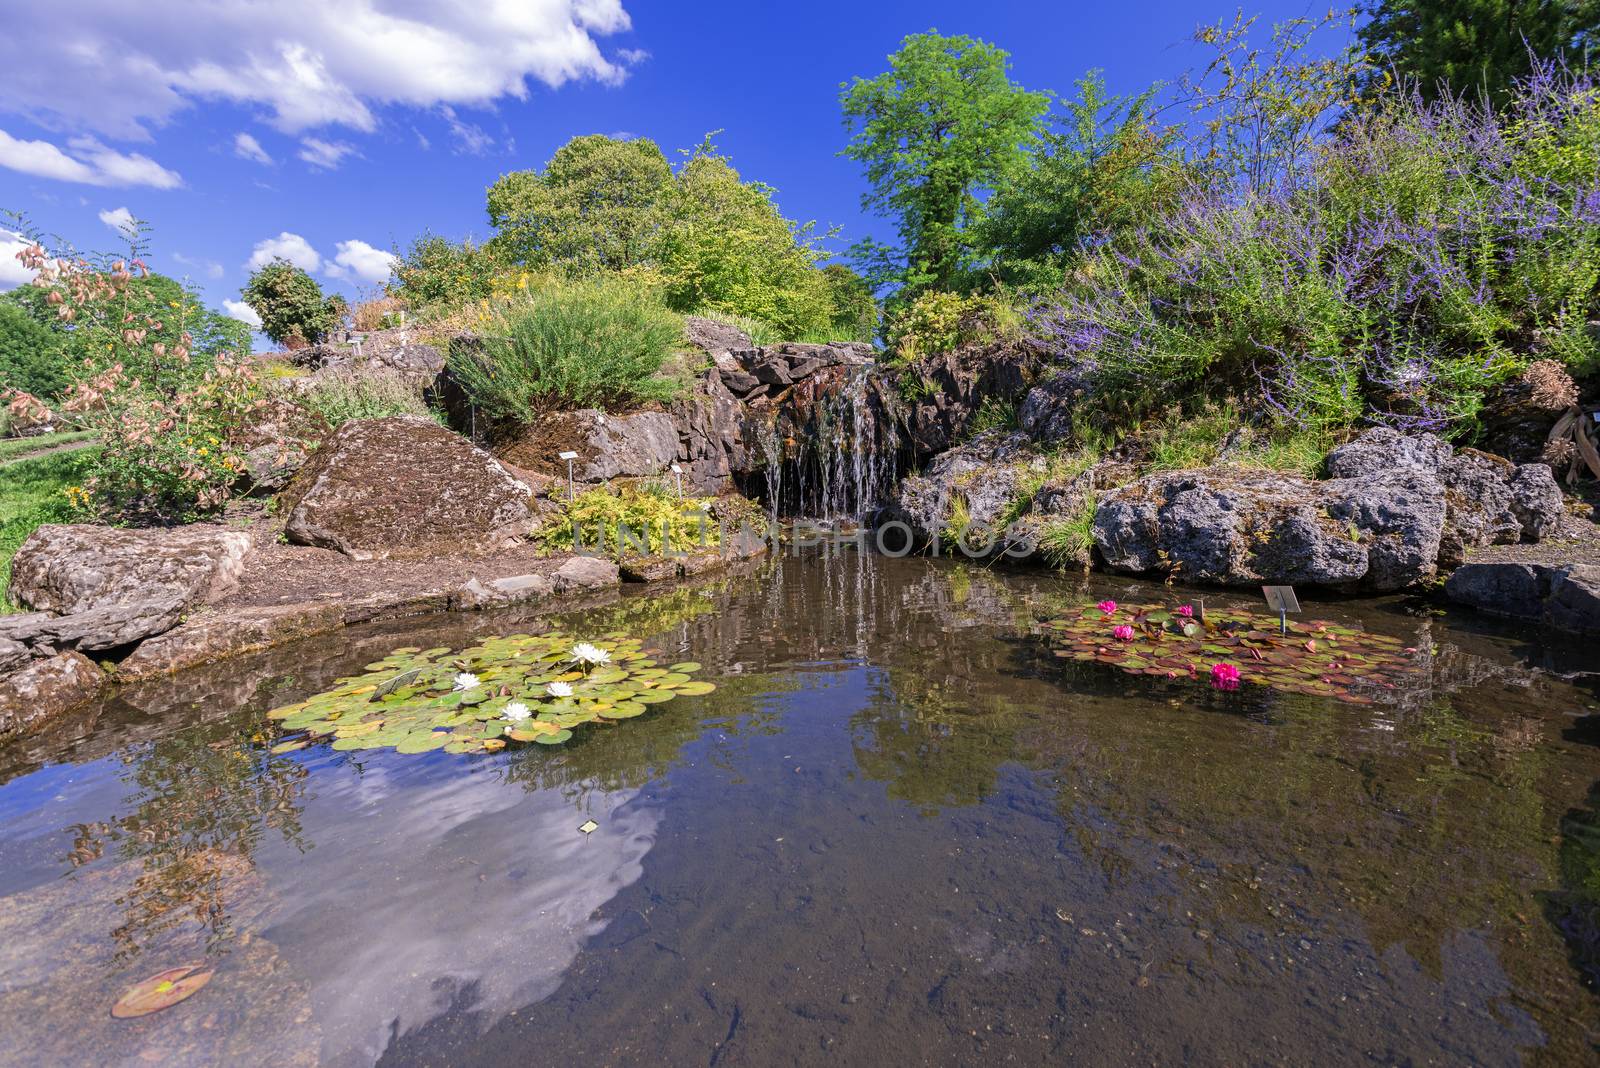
left=292, top=368, right=438, bottom=427
left=886, top=290, right=1018, bottom=364
left=392, top=233, right=506, bottom=312
left=242, top=261, right=345, bottom=347
left=351, top=295, right=404, bottom=331
left=451, top=278, right=685, bottom=420
left=1029, top=67, right=1600, bottom=440
left=535, top=484, right=720, bottom=556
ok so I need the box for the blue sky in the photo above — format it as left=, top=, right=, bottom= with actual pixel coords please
left=0, top=1, right=1344, bottom=329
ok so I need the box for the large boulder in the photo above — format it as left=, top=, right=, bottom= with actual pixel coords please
left=1324, top=427, right=1563, bottom=561
left=5, top=524, right=255, bottom=650
left=883, top=432, right=1041, bottom=548
left=0, top=651, right=104, bottom=738
left=1092, top=468, right=1448, bottom=591
left=495, top=409, right=679, bottom=483
left=282, top=416, right=533, bottom=560
left=683, top=316, right=754, bottom=359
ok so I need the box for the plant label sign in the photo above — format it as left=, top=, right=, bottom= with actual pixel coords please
left=1262, top=585, right=1301, bottom=634
left=558, top=451, right=579, bottom=500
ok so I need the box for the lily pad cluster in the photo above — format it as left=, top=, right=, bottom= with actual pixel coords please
left=1042, top=602, right=1416, bottom=703
left=267, top=632, right=715, bottom=755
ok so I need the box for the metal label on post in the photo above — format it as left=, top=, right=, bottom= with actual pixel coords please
left=558, top=451, right=579, bottom=502
left=1261, top=585, right=1300, bottom=635
left=669, top=463, right=683, bottom=499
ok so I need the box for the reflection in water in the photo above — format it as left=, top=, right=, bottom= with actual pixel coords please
left=0, top=550, right=1597, bottom=1065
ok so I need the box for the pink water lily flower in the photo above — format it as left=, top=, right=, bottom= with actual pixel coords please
left=1112, top=625, right=1135, bottom=642
left=1097, top=600, right=1118, bottom=615
left=1210, top=663, right=1241, bottom=691
left=1174, top=604, right=1194, bottom=617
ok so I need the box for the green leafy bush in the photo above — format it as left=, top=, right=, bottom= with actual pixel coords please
left=392, top=232, right=506, bottom=312
left=451, top=278, right=685, bottom=420
left=886, top=290, right=1017, bottom=364
left=0, top=300, right=69, bottom=399
left=535, top=485, right=721, bottom=556
left=242, top=260, right=346, bottom=347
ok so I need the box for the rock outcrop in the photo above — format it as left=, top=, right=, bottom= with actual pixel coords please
left=1092, top=468, right=1449, bottom=591
left=4, top=524, right=254, bottom=651
left=282, top=415, right=533, bottom=560
left=883, top=432, right=1041, bottom=548
left=496, top=409, right=680, bottom=483
left=683, top=316, right=754, bottom=359
left=1445, top=562, right=1600, bottom=635
left=0, top=651, right=104, bottom=738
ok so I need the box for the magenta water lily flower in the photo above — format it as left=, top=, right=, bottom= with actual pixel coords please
left=1210, top=663, right=1241, bottom=691
left=1175, top=605, right=1194, bottom=618
left=1112, top=624, right=1134, bottom=642
left=1097, top=600, right=1118, bottom=615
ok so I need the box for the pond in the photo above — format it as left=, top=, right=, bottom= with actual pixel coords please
left=1, top=550, right=1597, bottom=1065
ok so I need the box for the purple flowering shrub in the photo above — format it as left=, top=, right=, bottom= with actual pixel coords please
left=1029, top=65, right=1600, bottom=438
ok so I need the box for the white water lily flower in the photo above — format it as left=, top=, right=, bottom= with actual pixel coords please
left=569, top=642, right=611, bottom=667
left=452, top=672, right=480, bottom=691
left=502, top=701, right=531, bottom=722
left=545, top=681, right=574, bottom=698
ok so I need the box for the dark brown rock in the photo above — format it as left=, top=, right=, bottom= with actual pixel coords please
left=495, top=409, right=679, bottom=482
left=282, top=416, right=533, bottom=560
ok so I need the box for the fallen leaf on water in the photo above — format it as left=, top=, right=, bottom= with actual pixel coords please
left=111, top=964, right=214, bottom=1019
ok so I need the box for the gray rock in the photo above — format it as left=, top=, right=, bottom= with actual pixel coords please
left=883, top=432, right=1040, bottom=548
left=283, top=415, right=533, bottom=560
left=10, top=523, right=254, bottom=616
left=1508, top=464, right=1564, bottom=539
left=1092, top=468, right=1448, bottom=591
left=683, top=316, right=754, bottom=357
left=1445, top=561, right=1600, bottom=635
left=0, top=638, right=29, bottom=674
left=0, top=596, right=188, bottom=653
left=1018, top=371, right=1080, bottom=445
left=451, top=573, right=556, bottom=611
left=551, top=555, right=621, bottom=592
left=1325, top=427, right=1453, bottom=479
left=495, top=409, right=679, bottom=483
left=670, top=370, right=745, bottom=495
left=0, top=651, right=104, bottom=739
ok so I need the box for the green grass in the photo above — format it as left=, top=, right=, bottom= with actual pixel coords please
left=0, top=430, right=97, bottom=465
left=0, top=449, right=97, bottom=611
left=1036, top=492, right=1100, bottom=569
left=1141, top=403, right=1333, bottom=477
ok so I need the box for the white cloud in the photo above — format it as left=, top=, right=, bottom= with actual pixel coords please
left=246, top=232, right=321, bottom=272
left=440, top=106, right=493, bottom=155
left=0, top=231, right=38, bottom=291
left=234, top=132, right=273, bottom=165
left=618, top=48, right=650, bottom=65
left=97, top=206, right=136, bottom=237
left=0, top=129, right=182, bottom=188
left=297, top=137, right=356, bottom=170
left=326, top=239, right=398, bottom=286
left=0, top=2, right=636, bottom=139
left=222, top=299, right=262, bottom=328
left=172, top=252, right=224, bottom=280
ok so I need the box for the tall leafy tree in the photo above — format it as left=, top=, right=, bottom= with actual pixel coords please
left=242, top=261, right=345, bottom=347
left=486, top=135, right=672, bottom=274
left=1358, top=0, right=1600, bottom=103
left=840, top=31, right=1050, bottom=296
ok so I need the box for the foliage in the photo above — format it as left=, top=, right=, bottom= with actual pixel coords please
left=391, top=232, right=505, bottom=311
left=1358, top=0, right=1600, bottom=105
left=450, top=276, right=684, bottom=420
left=535, top=484, right=722, bottom=556
left=1028, top=66, right=1600, bottom=439
left=0, top=448, right=96, bottom=610
left=1179, top=10, right=1370, bottom=195
left=841, top=31, right=1050, bottom=297
left=979, top=71, right=1188, bottom=290
left=241, top=260, right=345, bottom=347
left=351, top=295, right=404, bottom=331
left=820, top=263, right=879, bottom=341
left=884, top=289, right=1017, bottom=363
left=1140, top=402, right=1335, bottom=476
left=486, top=135, right=673, bottom=274
left=0, top=299, right=69, bottom=398
left=1043, top=601, right=1418, bottom=702
left=290, top=368, right=438, bottom=427
left=266, top=632, right=718, bottom=754
left=652, top=143, right=839, bottom=339
left=968, top=396, right=1019, bottom=435
left=9, top=224, right=265, bottom=520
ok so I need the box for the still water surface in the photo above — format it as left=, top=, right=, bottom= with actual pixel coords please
left=0, top=552, right=1597, bottom=1065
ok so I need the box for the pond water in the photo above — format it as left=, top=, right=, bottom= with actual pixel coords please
left=1, top=550, right=1598, bottom=1066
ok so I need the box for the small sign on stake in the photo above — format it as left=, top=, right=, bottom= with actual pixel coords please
left=669, top=463, right=683, bottom=498
left=558, top=451, right=579, bottom=501
left=1261, top=585, right=1301, bottom=635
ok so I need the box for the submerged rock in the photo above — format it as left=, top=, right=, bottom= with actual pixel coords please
left=282, top=415, right=533, bottom=560
left=1092, top=468, right=1448, bottom=591
left=0, top=651, right=104, bottom=738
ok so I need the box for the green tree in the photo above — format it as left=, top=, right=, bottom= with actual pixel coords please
left=1358, top=0, right=1600, bottom=103
left=391, top=232, right=504, bottom=310
left=0, top=298, right=68, bottom=398
left=840, top=31, right=1050, bottom=296
left=979, top=71, right=1186, bottom=289
left=652, top=142, right=837, bottom=338
left=486, top=135, right=672, bottom=274
left=241, top=260, right=345, bottom=347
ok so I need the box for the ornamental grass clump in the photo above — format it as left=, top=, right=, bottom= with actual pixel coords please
left=450, top=277, right=685, bottom=420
